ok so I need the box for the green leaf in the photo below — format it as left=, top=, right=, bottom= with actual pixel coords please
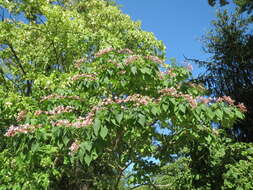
left=162, top=104, right=168, bottom=112
left=131, top=66, right=137, bottom=75
left=116, top=112, right=123, bottom=123
left=83, top=142, right=92, bottom=152
left=84, top=155, right=92, bottom=166
left=138, top=114, right=145, bottom=126
left=151, top=106, right=159, bottom=115
left=94, top=118, right=101, bottom=136
left=216, top=110, right=223, bottom=119
left=100, top=126, right=108, bottom=139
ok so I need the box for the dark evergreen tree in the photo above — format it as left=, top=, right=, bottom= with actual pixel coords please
left=191, top=10, right=253, bottom=142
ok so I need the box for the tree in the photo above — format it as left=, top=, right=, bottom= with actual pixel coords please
left=0, top=0, right=249, bottom=190
left=207, top=0, right=253, bottom=20
left=189, top=10, right=253, bottom=142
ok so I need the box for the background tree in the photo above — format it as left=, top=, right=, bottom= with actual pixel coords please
left=191, top=3, right=253, bottom=142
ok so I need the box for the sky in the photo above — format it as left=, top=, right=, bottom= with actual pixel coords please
left=116, top=0, right=235, bottom=76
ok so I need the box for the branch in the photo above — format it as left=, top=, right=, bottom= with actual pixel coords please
left=7, top=42, right=26, bottom=75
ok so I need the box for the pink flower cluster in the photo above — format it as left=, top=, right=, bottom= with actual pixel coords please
left=102, top=95, right=152, bottom=106
left=118, top=70, right=126, bottom=74
left=216, top=96, right=247, bottom=112
left=159, top=87, right=177, bottom=95
left=72, top=73, right=96, bottom=81
left=35, top=106, right=74, bottom=116
left=117, top=48, right=134, bottom=54
left=145, top=55, right=163, bottom=64
left=4, top=124, right=40, bottom=137
left=41, top=94, right=81, bottom=102
left=69, top=140, right=80, bottom=155
left=95, top=47, right=114, bottom=57
left=197, top=97, right=212, bottom=104
left=159, top=69, right=177, bottom=79
left=237, top=103, right=247, bottom=112
left=16, top=110, right=27, bottom=122
left=95, top=47, right=134, bottom=58
left=164, top=68, right=176, bottom=77
left=125, top=55, right=140, bottom=65
left=52, top=106, right=98, bottom=128
left=186, top=63, right=193, bottom=71
left=159, top=88, right=197, bottom=108
left=216, top=96, right=235, bottom=105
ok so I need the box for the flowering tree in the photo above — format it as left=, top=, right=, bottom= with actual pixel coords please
left=0, top=0, right=249, bottom=190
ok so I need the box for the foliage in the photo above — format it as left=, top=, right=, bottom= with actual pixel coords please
left=0, top=0, right=250, bottom=190
left=207, top=0, right=253, bottom=20
left=189, top=10, right=253, bottom=142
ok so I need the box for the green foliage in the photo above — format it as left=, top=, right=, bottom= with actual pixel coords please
left=0, top=0, right=251, bottom=190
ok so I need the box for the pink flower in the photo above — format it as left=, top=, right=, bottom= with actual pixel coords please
left=125, top=55, right=140, bottom=65
left=117, top=48, right=134, bottom=54
left=71, top=74, right=96, bottom=81
left=145, top=55, right=163, bottom=64
left=223, top=96, right=235, bottom=105
left=118, top=70, right=126, bottom=74
left=216, top=96, right=235, bottom=105
left=95, top=47, right=114, bottom=57
left=69, top=140, right=80, bottom=155
left=4, top=124, right=40, bottom=137
left=198, top=97, right=211, bottom=104
left=16, top=110, right=27, bottom=122
left=237, top=103, right=247, bottom=112
left=159, top=88, right=177, bottom=95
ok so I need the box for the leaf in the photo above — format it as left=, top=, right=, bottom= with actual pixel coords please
left=131, top=66, right=137, bottom=75
left=178, top=104, right=186, bottom=113
left=94, top=118, right=101, bottom=136
left=151, top=106, right=159, bottom=115
left=84, top=155, right=92, bottom=166
left=216, top=110, right=223, bottom=119
left=100, top=126, right=108, bottom=139
left=162, top=104, right=168, bottom=112
left=63, top=136, right=69, bottom=146
left=116, top=112, right=123, bottom=123
left=138, top=114, right=145, bottom=126
left=83, top=142, right=92, bottom=152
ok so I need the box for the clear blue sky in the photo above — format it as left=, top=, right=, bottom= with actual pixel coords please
left=116, top=0, right=235, bottom=76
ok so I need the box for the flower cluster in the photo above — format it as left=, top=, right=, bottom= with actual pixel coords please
left=69, top=140, right=80, bottom=155
left=41, top=94, right=81, bottom=102
left=102, top=94, right=152, bottom=106
left=35, top=106, right=74, bottom=116
left=159, top=88, right=197, bottom=108
left=52, top=106, right=98, bottom=128
left=71, top=73, right=96, bottom=81
left=216, top=96, right=235, bottom=105
left=16, top=110, right=27, bottom=122
left=237, top=103, right=247, bottom=112
left=4, top=124, right=41, bottom=137
left=117, top=48, right=134, bottom=54
left=186, top=63, right=193, bottom=71
left=118, top=70, right=126, bottom=74
left=145, top=55, right=163, bottom=64
left=159, top=69, right=176, bottom=79
left=159, top=87, right=177, bottom=95
left=95, top=47, right=114, bottom=57
left=197, top=97, right=213, bottom=104
left=125, top=55, right=140, bottom=65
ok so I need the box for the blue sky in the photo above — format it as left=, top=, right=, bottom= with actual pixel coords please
left=116, top=0, right=235, bottom=76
